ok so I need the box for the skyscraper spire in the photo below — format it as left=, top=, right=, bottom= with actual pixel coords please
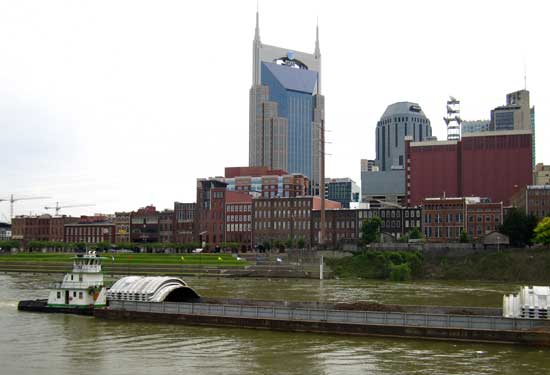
left=254, top=2, right=261, bottom=43
left=314, top=17, right=320, bottom=58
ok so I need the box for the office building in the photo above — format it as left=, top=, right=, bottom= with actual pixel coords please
left=64, top=221, right=115, bottom=245
left=362, top=102, right=431, bottom=207
left=462, top=120, right=490, bottom=134
left=158, top=210, right=175, bottom=243
left=324, top=178, right=360, bottom=208
left=249, top=10, right=324, bottom=193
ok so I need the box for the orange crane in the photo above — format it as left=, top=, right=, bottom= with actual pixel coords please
left=0, top=194, right=51, bottom=221
left=44, top=202, right=96, bottom=216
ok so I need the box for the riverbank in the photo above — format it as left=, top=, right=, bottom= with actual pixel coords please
left=327, top=248, right=550, bottom=283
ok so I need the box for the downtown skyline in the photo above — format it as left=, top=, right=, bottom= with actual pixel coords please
left=1, top=0, right=549, bottom=219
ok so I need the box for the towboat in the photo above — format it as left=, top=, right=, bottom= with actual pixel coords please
left=18, top=251, right=107, bottom=315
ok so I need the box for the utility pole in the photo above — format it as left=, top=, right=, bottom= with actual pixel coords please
left=319, top=119, right=326, bottom=245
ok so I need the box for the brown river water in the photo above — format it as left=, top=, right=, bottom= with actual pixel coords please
left=1, top=273, right=549, bottom=374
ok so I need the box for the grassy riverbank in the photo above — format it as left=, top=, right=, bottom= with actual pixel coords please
left=327, top=248, right=550, bottom=283
left=0, top=252, right=248, bottom=266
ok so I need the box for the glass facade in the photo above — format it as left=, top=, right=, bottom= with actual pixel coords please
left=260, top=62, right=318, bottom=181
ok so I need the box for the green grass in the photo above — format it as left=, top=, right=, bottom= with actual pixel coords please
left=0, top=252, right=248, bottom=266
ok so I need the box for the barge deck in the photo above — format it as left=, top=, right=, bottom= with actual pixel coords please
left=95, top=300, right=550, bottom=346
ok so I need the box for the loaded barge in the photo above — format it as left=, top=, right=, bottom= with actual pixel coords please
left=18, top=267, right=550, bottom=345
left=93, top=276, right=550, bottom=346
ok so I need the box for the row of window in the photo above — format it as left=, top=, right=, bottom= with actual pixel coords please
left=66, top=227, right=110, bottom=235
left=255, top=200, right=312, bottom=208
left=227, top=204, right=252, bottom=212
left=226, top=215, right=252, bottom=223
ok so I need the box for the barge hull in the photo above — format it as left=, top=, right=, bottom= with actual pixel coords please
left=94, top=308, right=550, bottom=346
left=18, top=300, right=94, bottom=316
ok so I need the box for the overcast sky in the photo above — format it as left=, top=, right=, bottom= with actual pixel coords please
left=1, top=0, right=548, bottom=220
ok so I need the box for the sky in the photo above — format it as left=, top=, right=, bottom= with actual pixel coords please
left=1, top=0, right=549, bottom=220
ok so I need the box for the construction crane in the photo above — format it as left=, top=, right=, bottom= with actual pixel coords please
left=44, top=202, right=96, bottom=216
left=0, top=194, right=51, bottom=221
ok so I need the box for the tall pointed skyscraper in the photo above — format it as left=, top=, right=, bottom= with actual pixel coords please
left=249, top=11, right=324, bottom=194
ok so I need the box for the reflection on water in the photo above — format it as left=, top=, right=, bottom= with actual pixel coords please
left=1, top=273, right=548, bottom=375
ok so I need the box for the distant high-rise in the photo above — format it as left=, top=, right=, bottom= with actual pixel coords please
left=249, top=10, right=323, bottom=194
left=361, top=102, right=431, bottom=206
left=375, top=102, right=431, bottom=172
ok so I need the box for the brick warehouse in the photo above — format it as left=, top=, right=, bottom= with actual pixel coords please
left=405, top=130, right=532, bottom=206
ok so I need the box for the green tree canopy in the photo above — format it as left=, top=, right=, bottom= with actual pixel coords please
left=361, top=217, right=382, bottom=245
left=533, top=217, right=550, bottom=246
left=499, top=208, right=538, bottom=247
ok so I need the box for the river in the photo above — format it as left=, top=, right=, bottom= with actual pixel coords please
left=1, top=273, right=549, bottom=374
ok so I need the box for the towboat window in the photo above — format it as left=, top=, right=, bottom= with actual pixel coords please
left=79, top=292, right=83, bottom=299
left=57, top=292, right=61, bottom=299
left=70, top=275, right=73, bottom=280
left=73, top=291, right=77, bottom=298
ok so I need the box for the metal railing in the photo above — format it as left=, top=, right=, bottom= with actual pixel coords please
left=108, top=300, right=543, bottom=331
left=50, top=281, right=104, bottom=289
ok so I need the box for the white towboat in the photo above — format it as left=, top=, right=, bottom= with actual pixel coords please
left=18, top=251, right=107, bottom=315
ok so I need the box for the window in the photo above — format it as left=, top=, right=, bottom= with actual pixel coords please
left=57, top=292, right=61, bottom=299
left=79, top=292, right=83, bottom=299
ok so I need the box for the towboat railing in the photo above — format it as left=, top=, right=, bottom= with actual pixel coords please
left=50, top=281, right=104, bottom=289
left=108, top=300, right=549, bottom=331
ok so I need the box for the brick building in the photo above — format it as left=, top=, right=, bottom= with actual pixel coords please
left=225, top=191, right=253, bottom=250
left=114, top=212, right=131, bottom=244
left=130, top=206, right=159, bottom=243
left=311, top=207, right=422, bottom=246
left=510, top=185, right=550, bottom=218
left=422, top=197, right=503, bottom=242
left=158, top=210, right=175, bottom=243
left=11, top=215, right=54, bottom=242
left=195, top=179, right=227, bottom=246
left=405, top=130, right=533, bottom=206
left=64, top=221, right=115, bottom=244
left=223, top=166, right=309, bottom=197
left=253, top=196, right=341, bottom=248
left=174, top=202, right=195, bottom=244
left=49, top=216, right=80, bottom=242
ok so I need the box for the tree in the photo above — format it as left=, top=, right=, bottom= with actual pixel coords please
left=408, top=227, right=424, bottom=240
left=499, top=208, right=538, bottom=247
left=296, top=237, right=306, bottom=249
left=284, top=237, right=294, bottom=250
left=361, top=217, right=382, bottom=245
left=533, top=217, right=550, bottom=246
left=459, top=229, right=470, bottom=243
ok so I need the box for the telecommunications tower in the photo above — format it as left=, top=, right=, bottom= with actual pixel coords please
left=443, top=96, right=462, bottom=141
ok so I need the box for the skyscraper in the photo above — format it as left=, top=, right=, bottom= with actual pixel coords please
left=249, top=10, right=324, bottom=194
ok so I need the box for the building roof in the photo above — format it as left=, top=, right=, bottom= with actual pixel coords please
left=381, top=102, right=426, bottom=118
left=262, top=61, right=318, bottom=94
left=226, top=191, right=253, bottom=204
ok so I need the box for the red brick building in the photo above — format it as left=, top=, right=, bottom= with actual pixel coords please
left=158, top=209, right=174, bottom=243
left=174, top=202, right=195, bottom=244
left=195, top=179, right=227, bottom=246
left=253, top=196, right=341, bottom=248
left=130, top=206, right=159, bottom=243
left=223, top=166, right=309, bottom=197
left=11, top=215, right=79, bottom=244
left=64, top=221, right=115, bottom=244
left=405, top=130, right=532, bottom=206
left=422, top=197, right=503, bottom=242
left=510, top=185, right=550, bottom=218
left=225, top=191, right=253, bottom=250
